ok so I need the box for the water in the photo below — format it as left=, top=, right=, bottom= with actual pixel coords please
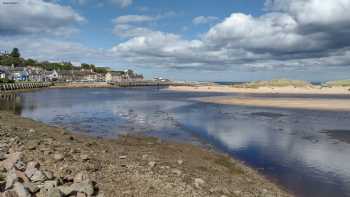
left=1, top=88, right=350, bottom=197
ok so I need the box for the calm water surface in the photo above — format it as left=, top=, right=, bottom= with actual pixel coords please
left=1, top=88, right=350, bottom=197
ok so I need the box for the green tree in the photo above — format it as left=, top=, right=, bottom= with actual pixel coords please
left=10, top=48, right=20, bottom=58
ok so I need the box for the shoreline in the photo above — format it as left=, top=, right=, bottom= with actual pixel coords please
left=167, top=85, right=350, bottom=95
left=0, top=111, right=292, bottom=197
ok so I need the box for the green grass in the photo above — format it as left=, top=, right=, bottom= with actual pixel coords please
left=234, top=79, right=311, bottom=89
left=324, top=80, right=350, bottom=87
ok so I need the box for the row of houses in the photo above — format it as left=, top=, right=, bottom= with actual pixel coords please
left=0, top=66, right=144, bottom=83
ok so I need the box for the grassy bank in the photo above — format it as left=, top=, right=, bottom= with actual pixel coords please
left=233, top=79, right=312, bottom=89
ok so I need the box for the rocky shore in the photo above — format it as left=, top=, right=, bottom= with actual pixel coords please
left=0, top=111, right=292, bottom=197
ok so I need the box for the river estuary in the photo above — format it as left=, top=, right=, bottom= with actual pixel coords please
left=1, top=88, right=350, bottom=197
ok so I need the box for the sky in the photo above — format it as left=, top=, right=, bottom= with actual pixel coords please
left=0, top=0, right=350, bottom=82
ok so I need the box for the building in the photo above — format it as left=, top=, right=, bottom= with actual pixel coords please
left=0, top=69, right=7, bottom=79
left=105, top=71, right=125, bottom=82
left=45, top=70, right=59, bottom=81
left=106, top=70, right=144, bottom=83
left=8, top=67, right=29, bottom=81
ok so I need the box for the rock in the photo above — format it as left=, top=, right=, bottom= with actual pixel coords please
left=148, top=161, right=156, bottom=168
left=3, top=190, right=19, bottom=197
left=0, top=152, right=6, bottom=161
left=80, top=154, right=89, bottom=161
left=23, top=182, right=40, bottom=193
left=28, top=129, right=35, bottom=133
left=13, top=182, right=30, bottom=197
left=5, top=169, right=18, bottom=190
left=24, top=162, right=40, bottom=178
left=194, top=178, right=205, bottom=189
left=47, top=188, right=62, bottom=197
left=119, top=155, right=127, bottom=160
left=58, top=181, right=94, bottom=196
left=14, top=161, right=25, bottom=171
left=171, top=169, right=182, bottom=176
left=77, top=192, right=87, bottom=197
left=15, top=170, right=30, bottom=183
left=2, top=152, right=22, bottom=171
left=30, top=170, right=47, bottom=183
left=74, top=171, right=90, bottom=183
left=53, top=154, right=64, bottom=162
left=70, top=181, right=94, bottom=196
left=177, top=160, right=184, bottom=165
left=43, top=171, right=54, bottom=180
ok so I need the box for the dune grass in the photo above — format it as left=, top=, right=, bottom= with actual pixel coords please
left=324, top=80, right=350, bottom=87
left=234, top=79, right=312, bottom=89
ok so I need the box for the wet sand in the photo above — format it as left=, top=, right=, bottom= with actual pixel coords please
left=0, top=111, right=292, bottom=197
left=200, top=97, right=350, bottom=111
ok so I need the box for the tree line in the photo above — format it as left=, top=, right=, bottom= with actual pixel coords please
left=0, top=48, right=108, bottom=74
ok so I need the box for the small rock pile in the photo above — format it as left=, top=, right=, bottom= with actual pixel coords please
left=0, top=150, right=102, bottom=197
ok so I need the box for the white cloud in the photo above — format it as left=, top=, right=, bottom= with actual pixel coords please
left=0, top=0, right=84, bottom=36
left=111, top=0, right=133, bottom=8
left=114, top=15, right=157, bottom=24
left=193, top=16, right=219, bottom=25
left=110, top=0, right=350, bottom=71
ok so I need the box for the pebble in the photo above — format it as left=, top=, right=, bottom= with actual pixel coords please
left=119, top=155, right=127, bottom=160
left=80, top=154, right=89, bottom=161
left=14, top=182, right=31, bottom=197
left=5, top=169, right=18, bottom=190
left=148, top=161, right=156, bottom=168
left=177, top=160, right=184, bottom=165
left=194, top=178, right=205, bottom=189
left=74, top=171, right=90, bottom=183
left=54, top=153, right=64, bottom=161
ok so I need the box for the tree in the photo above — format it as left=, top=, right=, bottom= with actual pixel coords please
left=10, top=48, right=20, bottom=58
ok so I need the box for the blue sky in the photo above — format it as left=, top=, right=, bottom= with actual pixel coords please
left=0, top=0, right=350, bottom=82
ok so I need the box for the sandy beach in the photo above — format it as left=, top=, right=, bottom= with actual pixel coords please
left=167, top=85, right=350, bottom=111
left=167, top=85, right=350, bottom=95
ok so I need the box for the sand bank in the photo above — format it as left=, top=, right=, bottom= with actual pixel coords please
left=167, top=85, right=350, bottom=95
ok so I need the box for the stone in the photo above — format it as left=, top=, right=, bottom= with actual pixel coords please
left=177, top=160, right=184, bottom=165
left=3, top=190, right=19, bottom=197
left=171, top=169, right=182, bottom=176
left=77, top=192, right=87, bottom=197
left=47, top=188, right=63, bottom=197
left=43, top=171, right=54, bottom=180
left=5, top=169, right=18, bottom=190
left=0, top=152, right=6, bottom=161
left=30, top=170, right=47, bottom=183
left=119, top=155, right=127, bottom=160
left=23, top=182, right=40, bottom=193
left=148, top=161, right=156, bottom=168
left=74, top=171, right=90, bottom=183
left=2, top=152, right=22, bottom=171
left=24, top=162, right=40, bottom=178
left=53, top=154, right=64, bottom=162
left=13, top=182, right=30, bottom=197
left=14, top=161, right=25, bottom=171
left=15, top=170, right=30, bottom=183
left=80, top=154, right=89, bottom=161
left=194, top=178, right=205, bottom=189
left=70, top=181, right=95, bottom=196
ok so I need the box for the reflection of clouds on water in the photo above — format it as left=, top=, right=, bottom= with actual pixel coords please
left=12, top=88, right=350, bottom=197
left=177, top=104, right=350, bottom=196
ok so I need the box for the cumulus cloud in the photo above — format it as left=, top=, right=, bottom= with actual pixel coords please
left=193, top=16, right=219, bottom=25
left=111, top=0, right=350, bottom=70
left=0, top=0, right=84, bottom=36
left=111, top=0, right=133, bottom=8
left=113, top=14, right=159, bottom=38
